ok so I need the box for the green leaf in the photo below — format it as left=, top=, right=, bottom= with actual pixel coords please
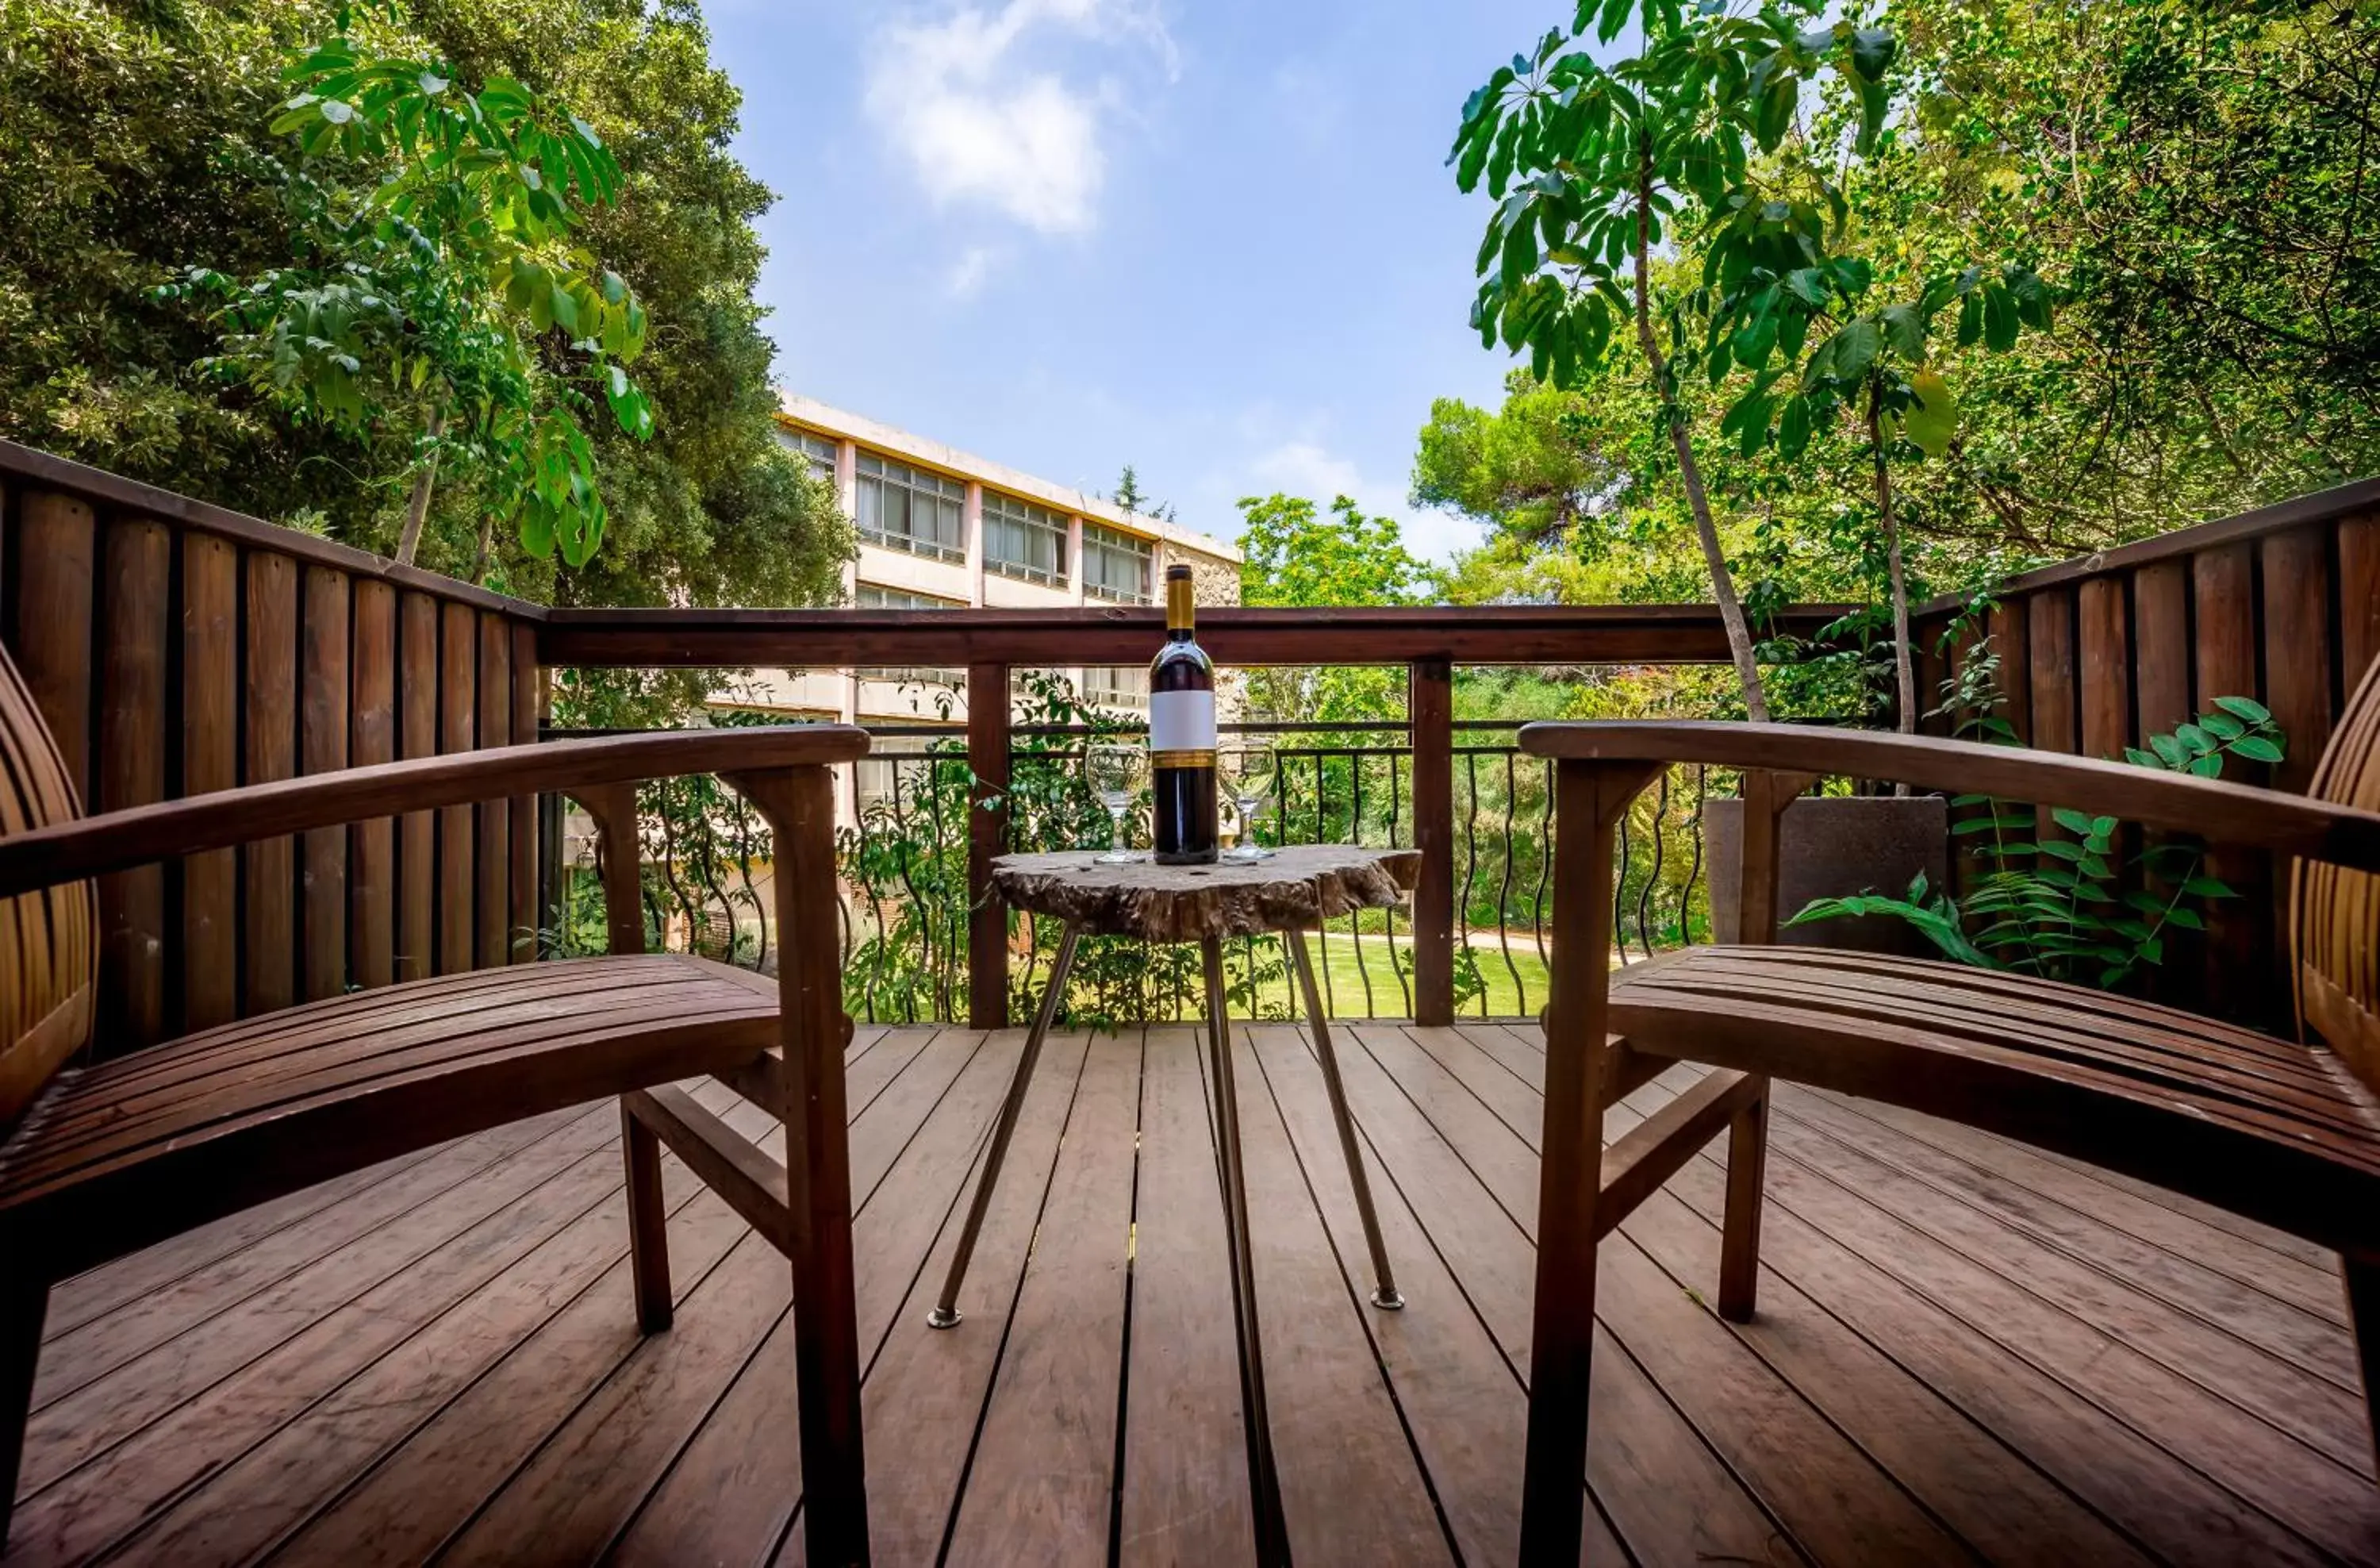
left=2211, top=695, right=2271, bottom=724
left=1596, top=0, right=1633, bottom=44
left=2230, top=735, right=2283, bottom=763
left=1982, top=284, right=2017, bottom=351
left=2051, top=807, right=2094, bottom=836
left=1848, top=25, right=1895, bottom=80
left=1903, top=367, right=1956, bottom=457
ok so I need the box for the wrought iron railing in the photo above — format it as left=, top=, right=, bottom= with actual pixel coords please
left=543, top=712, right=1714, bottom=1024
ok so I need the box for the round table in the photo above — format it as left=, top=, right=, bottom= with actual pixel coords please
left=925, top=845, right=1418, bottom=1563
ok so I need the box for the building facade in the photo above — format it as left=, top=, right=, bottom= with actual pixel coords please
left=735, top=393, right=1243, bottom=731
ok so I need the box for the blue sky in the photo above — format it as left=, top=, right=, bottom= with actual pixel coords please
left=703, top=0, right=1560, bottom=563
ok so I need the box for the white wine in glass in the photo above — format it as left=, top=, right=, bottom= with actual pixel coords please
left=1217, top=744, right=1276, bottom=861
left=1085, top=743, right=1146, bottom=863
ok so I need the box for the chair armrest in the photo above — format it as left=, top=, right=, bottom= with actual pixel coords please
left=1517, top=720, right=2380, bottom=874
left=0, top=724, right=872, bottom=899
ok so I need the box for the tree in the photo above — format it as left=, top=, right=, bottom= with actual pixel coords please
left=169, top=20, right=656, bottom=572
left=1411, top=373, right=1629, bottom=547
left=1451, top=2, right=1894, bottom=720
left=1236, top=493, right=1424, bottom=721
left=0, top=0, right=847, bottom=610
left=1111, top=463, right=1175, bottom=524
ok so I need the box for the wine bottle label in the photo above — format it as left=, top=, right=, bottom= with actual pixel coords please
left=1149, top=690, right=1215, bottom=765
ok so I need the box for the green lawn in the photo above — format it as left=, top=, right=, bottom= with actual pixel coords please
left=1233, top=932, right=1552, bottom=1022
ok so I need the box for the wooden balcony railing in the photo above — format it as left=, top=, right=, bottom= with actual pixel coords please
left=5, top=435, right=2375, bottom=1048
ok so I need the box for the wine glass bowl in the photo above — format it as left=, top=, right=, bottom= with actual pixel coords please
left=1084, top=743, right=1147, bottom=863
left=1217, top=744, right=1276, bottom=861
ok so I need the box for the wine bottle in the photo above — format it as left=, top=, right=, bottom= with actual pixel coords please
left=1149, top=564, right=1218, bottom=864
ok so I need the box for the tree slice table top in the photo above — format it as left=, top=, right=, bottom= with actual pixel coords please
left=991, top=845, right=1421, bottom=943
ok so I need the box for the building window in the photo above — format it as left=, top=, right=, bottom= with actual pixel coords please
left=982, top=491, right=1068, bottom=586
left=855, top=452, right=967, bottom=563
left=856, top=583, right=964, bottom=688
left=1082, top=664, right=1148, bottom=709
left=1082, top=524, right=1154, bottom=603
left=788, top=429, right=839, bottom=485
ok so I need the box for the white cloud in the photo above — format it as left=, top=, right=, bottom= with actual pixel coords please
left=946, top=244, right=997, bottom=298
left=1246, top=440, right=1482, bottom=569
left=865, top=1, right=1174, bottom=236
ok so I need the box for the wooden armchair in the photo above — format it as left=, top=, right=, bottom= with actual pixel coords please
left=1507, top=658, right=2380, bottom=1562
left=0, top=647, right=874, bottom=1563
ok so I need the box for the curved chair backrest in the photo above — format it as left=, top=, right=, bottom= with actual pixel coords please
left=2296, top=653, right=2380, bottom=1091
left=0, top=642, right=96, bottom=1130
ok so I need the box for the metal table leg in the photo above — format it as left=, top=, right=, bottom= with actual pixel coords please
left=1286, top=926, right=1403, bottom=1309
left=927, top=920, right=1081, bottom=1328
left=1201, top=937, right=1292, bottom=1566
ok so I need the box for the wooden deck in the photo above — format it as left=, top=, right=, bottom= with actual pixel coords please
left=9, top=1018, right=2378, bottom=1566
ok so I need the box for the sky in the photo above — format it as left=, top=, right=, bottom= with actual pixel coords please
left=703, top=0, right=1563, bottom=564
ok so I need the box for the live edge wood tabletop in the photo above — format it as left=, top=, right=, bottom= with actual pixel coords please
left=0, top=642, right=878, bottom=1565
left=1504, top=655, right=2380, bottom=1566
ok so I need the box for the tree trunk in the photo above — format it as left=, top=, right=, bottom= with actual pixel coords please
left=394, top=405, right=447, bottom=568
left=1869, top=394, right=1918, bottom=797
left=1635, top=158, right=1768, bottom=722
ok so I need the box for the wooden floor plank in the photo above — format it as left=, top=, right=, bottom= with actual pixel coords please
left=94, top=1141, right=721, bottom=1566
left=16, top=1021, right=2376, bottom=1568
left=31, top=1109, right=581, bottom=1403
left=1779, top=1084, right=2359, bottom=1388
left=1641, top=1078, right=2380, bottom=1562
left=9, top=1113, right=634, bottom=1563
left=13, top=1103, right=618, bottom=1505
left=1250, top=1024, right=1528, bottom=1565
left=772, top=1032, right=1094, bottom=1567
left=610, top=1027, right=1032, bottom=1566
left=1356, top=1026, right=1963, bottom=1566
left=1762, top=1090, right=2371, bottom=1471
left=1308, top=1027, right=1795, bottom=1566
left=941, top=1028, right=1143, bottom=1568
left=1468, top=1026, right=2366, bottom=1568
left=1119, top=1025, right=1259, bottom=1566
left=40, top=1138, right=463, bottom=1339
left=258, top=1033, right=985, bottom=1567
left=1801, top=1085, right=2350, bottom=1327
left=1236, top=1025, right=1449, bottom=1566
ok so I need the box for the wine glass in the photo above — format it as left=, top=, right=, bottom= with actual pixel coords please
left=1218, top=744, right=1276, bottom=861
left=1084, top=743, right=1146, bottom=863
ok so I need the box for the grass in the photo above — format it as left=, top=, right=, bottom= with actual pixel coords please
left=1232, top=931, right=1553, bottom=1022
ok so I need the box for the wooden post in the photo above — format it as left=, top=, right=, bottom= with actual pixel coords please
left=98, top=516, right=170, bottom=1047
left=350, top=581, right=397, bottom=992
left=724, top=765, right=872, bottom=1566
left=1519, top=756, right=1656, bottom=1565
left=437, top=601, right=478, bottom=974
left=244, top=551, right=299, bottom=1015
left=1411, top=658, right=1454, bottom=1026
left=968, top=659, right=1009, bottom=1028
left=299, top=566, right=351, bottom=1002
left=396, top=592, right=439, bottom=983
left=180, top=533, right=240, bottom=1031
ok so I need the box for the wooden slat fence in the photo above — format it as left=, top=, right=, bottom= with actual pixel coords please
left=1915, top=476, right=2380, bottom=1023
left=0, top=440, right=548, bottom=1055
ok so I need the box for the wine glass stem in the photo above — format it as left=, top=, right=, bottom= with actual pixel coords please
left=1110, top=806, right=1127, bottom=855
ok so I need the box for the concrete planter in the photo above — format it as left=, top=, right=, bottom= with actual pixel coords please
left=1704, top=794, right=1948, bottom=956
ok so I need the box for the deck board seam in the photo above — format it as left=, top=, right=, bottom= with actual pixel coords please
left=27, top=1097, right=618, bottom=1418
left=1760, top=1095, right=2374, bottom=1462
left=1648, top=1078, right=2370, bottom=1560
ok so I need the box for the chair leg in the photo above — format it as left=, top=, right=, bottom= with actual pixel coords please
left=2345, top=1254, right=2380, bottom=1480
left=1718, top=1080, right=1768, bottom=1322
left=623, top=1100, right=674, bottom=1333
left=2, top=1270, right=48, bottom=1551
